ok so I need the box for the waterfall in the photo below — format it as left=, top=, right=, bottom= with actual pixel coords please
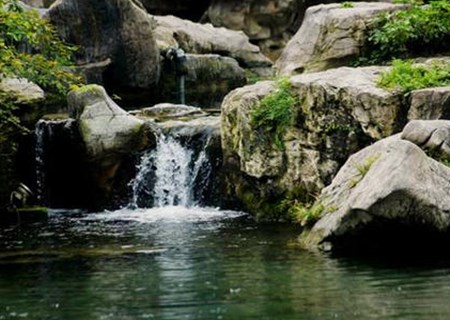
left=132, top=134, right=212, bottom=208
left=35, top=120, right=46, bottom=202
left=34, top=119, right=76, bottom=205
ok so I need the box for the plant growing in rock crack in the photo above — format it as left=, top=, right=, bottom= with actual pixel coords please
left=348, top=154, right=380, bottom=188
left=356, top=0, right=450, bottom=65
left=341, top=2, right=354, bottom=8
left=250, top=78, right=297, bottom=150
left=274, top=187, right=336, bottom=226
left=377, top=59, right=450, bottom=93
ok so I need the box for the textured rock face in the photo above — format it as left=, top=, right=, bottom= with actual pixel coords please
left=159, top=53, right=246, bottom=108
left=47, top=0, right=160, bottom=89
left=0, top=78, right=44, bottom=104
left=300, top=133, right=450, bottom=252
left=68, top=85, right=148, bottom=166
left=204, top=0, right=300, bottom=59
left=65, top=85, right=155, bottom=208
left=275, top=2, right=404, bottom=76
left=154, top=15, right=272, bottom=70
left=221, top=66, right=407, bottom=216
left=401, top=120, right=450, bottom=158
left=408, top=87, right=450, bottom=121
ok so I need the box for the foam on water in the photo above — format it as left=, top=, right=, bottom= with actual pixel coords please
left=83, top=206, right=244, bottom=224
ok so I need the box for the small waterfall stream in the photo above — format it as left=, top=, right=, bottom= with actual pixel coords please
left=132, top=134, right=213, bottom=208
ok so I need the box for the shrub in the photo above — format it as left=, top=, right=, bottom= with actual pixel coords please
left=0, top=0, right=82, bottom=95
left=378, top=59, right=450, bottom=93
left=250, top=78, right=297, bottom=150
left=360, top=0, right=450, bottom=64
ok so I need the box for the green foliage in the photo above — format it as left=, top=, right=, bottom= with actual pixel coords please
left=378, top=59, right=450, bottom=93
left=359, top=0, right=450, bottom=64
left=273, top=187, right=334, bottom=226
left=0, top=0, right=82, bottom=95
left=348, top=154, right=379, bottom=188
left=341, top=2, right=354, bottom=8
left=250, top=78, right=297, bottom=150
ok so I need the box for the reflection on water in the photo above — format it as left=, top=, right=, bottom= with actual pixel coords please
left=1, top=207, right=450, bottom=319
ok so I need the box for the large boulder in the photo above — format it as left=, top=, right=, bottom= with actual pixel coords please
left=275, top=2, right=405, bottom=76
left=0, top=78, right=45, bottom=212
left=407, top=87, right=450, bottom=121
left=67, top=85, right=155, bottom=206
left=0, top=77, right=44, bottom=105
left=158, top=53, right=246, bottom=108
left=300, top=130, right=450, bottom=252
left=154, top=15, right=272, bottom=71
left=204, top=0, right=301, bottom=59
left=68, top=85, right=149, bottom=165
left=221, top=66, right=406, bottom=217
left=46, top=0, right=160, bottom=89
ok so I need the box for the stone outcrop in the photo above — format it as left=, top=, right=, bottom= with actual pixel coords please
left=66, top=85, right=154, bottom=206
left=158, top=53, right=246, bottom=108
left=401, top=120, right=450, bottom=158
left=46, top=0, right=160, bottom=89
left=0, top=77, right=44, bottom=105
left=275, top=2, right=405, bottom=76
left=68, top=85, right=150, bottom=165
left=154, top=15, right=272, bottom=71
left=407, top=87, right=450, bottom=121
left=221, top=65, right=407, bottom=217
left=300, top=125, right=450, bottom=251
left=0, top=78, right=45, bottom=212
left=204, top=0, right=301, bottom=59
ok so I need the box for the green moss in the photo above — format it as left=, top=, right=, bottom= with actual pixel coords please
left=250, top=78, right=298, bottom=150
left=341, top=2, right=354, bottom=8
left=378, top=59, right=450, bottom=93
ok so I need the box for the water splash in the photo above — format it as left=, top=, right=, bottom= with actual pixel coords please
left=131, top=134, right=212, bottom=208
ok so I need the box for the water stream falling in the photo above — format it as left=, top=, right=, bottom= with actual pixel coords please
left=35, top=120, right=46, bottom=202
left=132, top=134, right=212, bottom=208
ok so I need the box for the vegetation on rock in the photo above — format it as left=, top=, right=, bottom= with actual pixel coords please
left=250, top=78, right=297, bottom=150
left=378, top=59, right=450, bottom=93
left=359, top=0, right=450, bottom=64
left=0, top=0, right=82, bottom=96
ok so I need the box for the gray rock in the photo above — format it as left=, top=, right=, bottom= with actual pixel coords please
left=154, top=15, right=272, bottom=70
left=47, top=0, right=160, bottom=89
left=0, top=77, right=44, bottom=104
left=401, top=120, right=450, bottom=159
left=204, top=0, right=299, bottom=59
left=300, top=135, right=450, bottom=251
left=408, top=87, right=450, bottom=121
left=131, top=103, right=206, bottom=120
left=159, top=53, right=246, bottom=108
left=68, top=85, right=148, bottom=165
left=221, top=65, right=406, bottom=216
left=275, top=2, right=405, bottom=76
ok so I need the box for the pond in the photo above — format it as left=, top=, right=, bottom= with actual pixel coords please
left=1, top=207, right=450, bottom=319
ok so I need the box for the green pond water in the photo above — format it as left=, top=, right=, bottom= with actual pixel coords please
left=1, top=207, right=450, bottom=320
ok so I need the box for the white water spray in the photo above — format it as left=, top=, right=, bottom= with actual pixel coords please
left=132, top=134, right=212, bottom=208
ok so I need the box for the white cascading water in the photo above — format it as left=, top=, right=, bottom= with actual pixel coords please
left=35, top=120, right=46, bottom=202
left=132, top=134, right=211, bottom=208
